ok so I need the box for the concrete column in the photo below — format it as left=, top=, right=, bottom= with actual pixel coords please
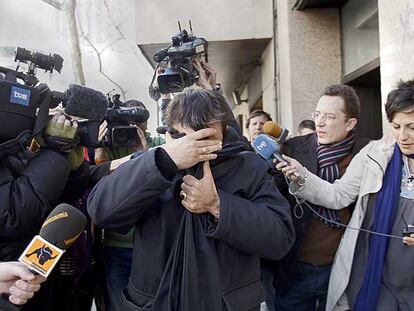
left=275, top=0, right=342, bottom=132
left=261, top=40, right=277, bottom=120
left=378, top=0, right=414, bottom=131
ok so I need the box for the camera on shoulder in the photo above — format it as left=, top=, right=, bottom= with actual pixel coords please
left=0, top=47, right=109, bottom=156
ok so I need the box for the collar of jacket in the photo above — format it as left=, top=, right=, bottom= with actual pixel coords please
left=289, top=133, right=370, bottom=173
left=186, top=127, right=251, bottom=179
left=366, top=135, right=396, bottom=174
left=215, top=127, right=250, bottom=159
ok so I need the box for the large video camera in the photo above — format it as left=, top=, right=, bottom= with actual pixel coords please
left=51, top=84, right=108, bottom=147
left=0, top=47, right=62, bottom=144
left=99, top=93, right=150, bottom=148
left=0, top=47, right=108, bottom=156
left=153, top=28, right=208, bottom=94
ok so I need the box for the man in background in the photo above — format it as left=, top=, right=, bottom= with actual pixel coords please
left=246, top=110, right=272, bottom=142
left=298, top=119, right=316, bottom=136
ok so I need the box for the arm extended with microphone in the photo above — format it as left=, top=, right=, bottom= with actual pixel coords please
left=254, top=134, right=412, bottom=245
left=0, top=203, right=87, bottom=311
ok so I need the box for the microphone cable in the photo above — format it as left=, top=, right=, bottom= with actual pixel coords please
left=285, top=175, right=404, bottom=240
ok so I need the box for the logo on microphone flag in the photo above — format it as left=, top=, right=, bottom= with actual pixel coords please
left=19, top=235, right=64, bottom=277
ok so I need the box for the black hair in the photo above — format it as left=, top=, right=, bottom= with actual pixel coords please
left=164, top=88, right=230, bottom=131
left=322, top=84, right=360, bottom=119
left=385, top=79, right=414, bottom=122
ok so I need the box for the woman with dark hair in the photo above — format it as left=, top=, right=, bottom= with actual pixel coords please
left=276, top=79, right=414, bottom=311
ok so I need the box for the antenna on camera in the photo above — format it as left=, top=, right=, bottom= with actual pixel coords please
left=178, top=21, right=182, bottom=31
left=189, top=20, right=193, bottom=34
left=106, top=89, right=116, bottom=97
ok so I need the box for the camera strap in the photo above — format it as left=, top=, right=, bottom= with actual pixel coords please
left=31, top=84, right=52, bottom=147
left=0, top=130, right=33, bottom=159
left=43, top=135, right=80, bottom=154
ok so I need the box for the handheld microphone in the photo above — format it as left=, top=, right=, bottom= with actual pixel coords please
left=253, top=134, right=305, bottom=183
left=263, top=121, right=289, bottom=145
left=52, top=84, right=109, bottom=120
left=0, top=204, right=87, bottom=311
left=18, top=203, right=87, bottom=277
left=253, top=134, right=285, bottom=163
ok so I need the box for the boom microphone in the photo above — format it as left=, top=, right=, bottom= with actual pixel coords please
left=263, top=121, right=289, bottom=145
left=52, top=84, right=109, bottom=120
left=19, top=203, right=87, bottom=277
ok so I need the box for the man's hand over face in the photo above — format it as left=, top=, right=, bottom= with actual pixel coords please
left=162, top=128, right=222, bottom=170
left=135, top=126, right=149, bottom=151
left=180, top=161, right=220, bottom=218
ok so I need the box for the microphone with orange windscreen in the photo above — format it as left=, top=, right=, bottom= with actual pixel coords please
left=0, top=204, right=87, bottom=311
left=263, top=121, right=289, bottom=145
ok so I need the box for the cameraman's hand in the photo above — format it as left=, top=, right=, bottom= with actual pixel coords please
left=45, top=114, right=78, bottom=139
left=193, top=59, right=216, bottom=90
left=136, top=126, right=149, bottom=151
left=95, top=121, right=108, bottom=163
left=161, top=128, right=222, bottom=170
left=201, top=60, right=217, bottom=87
left=45, top=114, right=83, bottom=169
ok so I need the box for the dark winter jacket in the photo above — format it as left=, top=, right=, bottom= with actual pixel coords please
left=88, top=133, right=294, bottom=311
left=0, top=149, right=70, bottom=261
left=21, top=159, right=111, bottom=311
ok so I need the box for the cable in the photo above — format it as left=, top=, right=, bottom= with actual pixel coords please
left=285, top=176, right=404, bottom=240
left=297, top=197, right=403, bottom=240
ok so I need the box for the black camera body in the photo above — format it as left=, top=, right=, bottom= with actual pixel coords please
left=153, top=30, right=207, bottom=93
left=0, top=77, right=41, bottom=142
left=0, top=47, right=63, bottom=151
left=0, top=47, right=108, bottom=156
left=101, top=94, right=150, bottom=148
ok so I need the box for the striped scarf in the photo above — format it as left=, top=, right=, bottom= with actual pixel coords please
left=315, top=131, right=355, bottom=228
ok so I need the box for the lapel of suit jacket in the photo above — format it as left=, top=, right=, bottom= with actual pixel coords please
left=294, top=135, right=319, bottom=175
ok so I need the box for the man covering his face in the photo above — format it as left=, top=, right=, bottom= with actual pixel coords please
left=88, top=87, right=294, bottom=311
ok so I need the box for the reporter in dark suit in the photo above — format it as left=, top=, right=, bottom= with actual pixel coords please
left=268, top=84, right=369, bottom=311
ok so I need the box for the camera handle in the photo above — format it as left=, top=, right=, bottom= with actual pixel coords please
left=0, top=66, right=38, bottom=87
